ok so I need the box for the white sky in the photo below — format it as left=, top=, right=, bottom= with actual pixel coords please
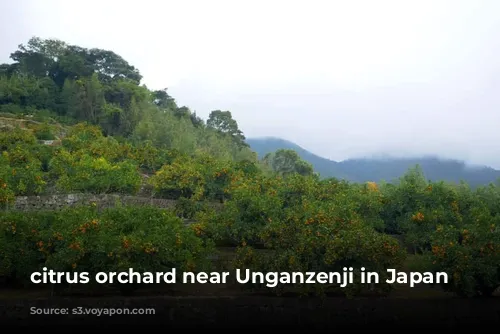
left=2, top=0, right=500, bottom=167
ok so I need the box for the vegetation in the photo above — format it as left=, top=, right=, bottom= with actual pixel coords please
left=0, top=37, right=499, bottom=298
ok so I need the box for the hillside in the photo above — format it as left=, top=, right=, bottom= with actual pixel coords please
left=1, top=36, right=499, bottom=308
left=247, top=137, right=500, bottom=186
left=246, top=137, right=351, bottom=179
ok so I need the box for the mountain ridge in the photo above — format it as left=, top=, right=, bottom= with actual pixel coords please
left=247, top=137, right=500, bottom=186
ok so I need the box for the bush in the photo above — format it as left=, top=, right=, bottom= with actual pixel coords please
left=31, top=123, right=55, bottom=140
left=198, top=174, right=406, bottom=297
left=61, top=123, right=103, bottom=152
left=0, top=146, right=46, bottom=196
left=0, top=206, right=216, bottom=294
left=0, top=127, right=36, bottom=151
left=149, top=158, right=205, bottom=200
left=51, top=153, right=141, bottom=194
left=428, top=209, right=500, bottom=297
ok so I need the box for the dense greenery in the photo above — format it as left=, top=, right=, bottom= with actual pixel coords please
left=0, top=37, right=255, bottom=162
left=0, top=38, right=499, bottom=298
left=0, top=206, right=214, bottom=295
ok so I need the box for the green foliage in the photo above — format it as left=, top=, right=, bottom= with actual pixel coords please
left=0, top=206, right=215, bottom=293
left=150, top=158, right=205, bottom=200
left=207, top=110, right=247, bottom=148
left=0, top=146, right=46, bottom=196
left=262, top=149, right=315, bottom=177
left=62, top=123, right=104, bottom=152
left=1, top=37, right=498, bottom=299
left=195, top=173, right=406, bottom=296
left=0, top=127, right=36, bottom=151
left=54, top=155, right=141, bottom=194
left=428, top=209, right=500, bottom=297
left=1, top=36, right=255, bottom=163
left=30, top=123, right=56, bottom=140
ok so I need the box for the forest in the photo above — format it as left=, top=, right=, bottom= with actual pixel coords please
left=0, top=37, right=499, bottom=298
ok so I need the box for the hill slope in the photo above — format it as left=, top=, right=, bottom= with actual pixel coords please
left=247, top=137, right=351, bottom=179
left=247, top=137, right=500, bottom=186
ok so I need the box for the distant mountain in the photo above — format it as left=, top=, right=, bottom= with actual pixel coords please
left=247, top=137, right=351, bottom=179
left=246, top=137, right=500, bottom=187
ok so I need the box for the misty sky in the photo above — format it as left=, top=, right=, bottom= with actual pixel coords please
left=2, top=0, right=500, bottom=168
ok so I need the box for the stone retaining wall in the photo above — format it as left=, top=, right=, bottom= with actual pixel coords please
left=4, top=195, right=408, bottom=250
left=4, top=194, right=222, bottom=212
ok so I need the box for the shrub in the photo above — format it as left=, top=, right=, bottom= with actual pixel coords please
left=52, top=154, right=141, bottom=194
left=199, top=173, right=406, bottom=297
left=0, top=127, right=36, bottom=151
left=0, top=146, right=46, bottom=196
left=149, top=158, right=205, bottom=200
left=31, top=123, right=55, bottom=140
left=428, top=209, right=500, bottom=297
left=0, top=206, right=216, bottom=294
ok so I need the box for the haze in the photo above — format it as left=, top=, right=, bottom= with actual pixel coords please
left=2, top=0, right=500, bottom=168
